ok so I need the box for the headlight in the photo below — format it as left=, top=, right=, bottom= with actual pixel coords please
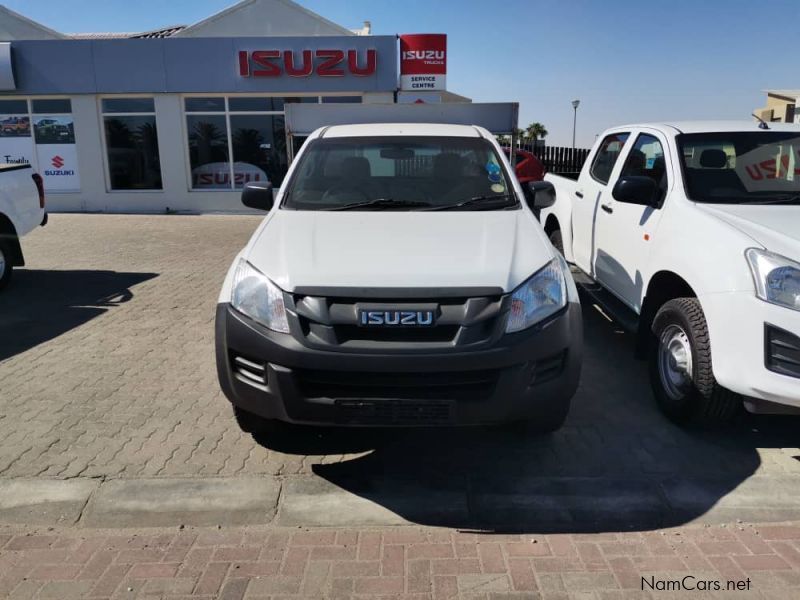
left=505, top=257, right=567, bottom=333
left=745, top=248, right=800, bottom=312
left=230, top=259, right=290, bottom=333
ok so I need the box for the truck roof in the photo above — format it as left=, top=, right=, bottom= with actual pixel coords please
left=320, top=123, right=484, bottom=138
left=610, top=120, right=800, bottom=135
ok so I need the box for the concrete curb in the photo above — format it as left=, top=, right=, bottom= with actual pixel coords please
left=80, top=478, right=281, bottom=528
left=0, top=479, right=99, bottom=526
left=1, top=475, right=799, bottom=530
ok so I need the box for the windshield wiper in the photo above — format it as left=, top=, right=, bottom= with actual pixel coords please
left=744, top=194, right=800, bottom=205
left=422, top=194, right=517, bottom=211
left=323, top=198, right=432, bottom=211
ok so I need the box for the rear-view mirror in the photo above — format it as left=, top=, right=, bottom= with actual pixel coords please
left=380, top=147, right=414, bottom=160
left=612, top=176, right=659, bottom=208
left=241, top=182, right=274, bottom=211
left=524, top=180, right=556, bottom=211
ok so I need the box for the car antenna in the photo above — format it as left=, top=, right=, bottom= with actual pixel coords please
left=752, top=113, right=770, bottom=130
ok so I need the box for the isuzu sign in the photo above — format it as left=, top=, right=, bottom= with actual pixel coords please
left=400, top=34, right=446, bottom=91
left=238, top=49, right=377, bottom=78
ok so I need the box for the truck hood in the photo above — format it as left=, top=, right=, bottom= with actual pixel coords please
left=246, top=209, right=552, bottom=294
left=698, top=204, right=800, bottom=260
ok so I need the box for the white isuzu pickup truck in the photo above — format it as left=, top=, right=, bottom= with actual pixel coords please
left=216, top=123, right=582, bottom=431
left=0, top=163, right=46, bottom=291
left=539, top=121, right=800, bottom=423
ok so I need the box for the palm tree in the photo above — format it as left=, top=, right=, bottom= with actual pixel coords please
left=525, top=122, right=548, bottom=142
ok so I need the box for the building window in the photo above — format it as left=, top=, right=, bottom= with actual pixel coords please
left=101, top=98, right=162, bottom=190
left=184, top=96, right=323, bottom=190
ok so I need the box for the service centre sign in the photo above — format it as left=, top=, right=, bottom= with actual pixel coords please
left=400, top=34, right=446, bottom=91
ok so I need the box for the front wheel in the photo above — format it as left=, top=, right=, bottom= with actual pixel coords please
left=0, top=242, right=13, bottom=291
left=649, top=297, right=739, bottom=424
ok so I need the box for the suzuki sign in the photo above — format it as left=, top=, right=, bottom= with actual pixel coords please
left=400, top=34, right=446, bottom=91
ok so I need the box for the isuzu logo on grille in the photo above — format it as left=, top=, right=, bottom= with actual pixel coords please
left=358, top=309, right=436, bottom=327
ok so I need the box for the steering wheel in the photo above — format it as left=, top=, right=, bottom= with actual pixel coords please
left=321, top=186, right=370, bottom=204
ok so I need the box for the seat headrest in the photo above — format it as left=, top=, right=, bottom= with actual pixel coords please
left=627, top=149, right=646, bottom=173
left=700, top=149, right=727, bottom=169
left=433, top=153, right=463, bottom=178
left=341, top=156, right=371, bottom=179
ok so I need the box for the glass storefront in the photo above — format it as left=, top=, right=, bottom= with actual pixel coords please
left=184, top=95, right=360, bottom=191
left=101, top=98, right=163, bottom=191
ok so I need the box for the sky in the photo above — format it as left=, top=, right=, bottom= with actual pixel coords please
left=5, top=0, right=799, bottom=147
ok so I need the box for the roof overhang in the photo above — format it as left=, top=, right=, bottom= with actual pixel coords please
left=0, top=43, right=15, bottom=91
left=284, top=102, right=519, bottom=137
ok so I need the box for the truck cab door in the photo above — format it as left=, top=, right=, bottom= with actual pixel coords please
left=593, top=130, right=670, bottom=311
left=571, top=132, right=631, bottom=275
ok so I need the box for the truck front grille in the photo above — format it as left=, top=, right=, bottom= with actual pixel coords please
left=288, top=292, right=506, bottom=350
left=765, top=324, right=800, bottom=379
left=293, top=368, right=501, bottom=402
left=334, top=400, right=453, bottom=425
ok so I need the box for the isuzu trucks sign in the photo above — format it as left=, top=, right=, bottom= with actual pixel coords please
left=400, top=34, right=446, bottom=91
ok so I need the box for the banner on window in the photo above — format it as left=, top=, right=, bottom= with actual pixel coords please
left=0, top=115, right=34, bottom=165
left=33, top=115, right=80, bottom=192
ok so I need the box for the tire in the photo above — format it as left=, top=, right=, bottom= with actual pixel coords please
left=0, top=242, right=12, bottom=291
left=649, top=297, right=740, bottom=424
left=548, top=228, right=565, bottom=256
left=233, top=406, right=284, bottom=435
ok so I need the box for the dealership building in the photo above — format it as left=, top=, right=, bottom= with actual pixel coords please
left=0, top=0, right=462, bottom=212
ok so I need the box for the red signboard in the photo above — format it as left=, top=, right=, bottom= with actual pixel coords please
left=399, top=34, right=446, bottom=91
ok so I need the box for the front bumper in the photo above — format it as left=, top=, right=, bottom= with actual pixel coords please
left=701, top=291, right=800, bottom=409
left=215, top=301, right=582, bottom=426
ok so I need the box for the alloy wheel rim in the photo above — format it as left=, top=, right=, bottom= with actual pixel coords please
left=657, top=324, right=694, bottom=401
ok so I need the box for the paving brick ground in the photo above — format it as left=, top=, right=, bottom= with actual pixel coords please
left=1, top=214, right=798, bottom=484
left=2, top=214, right=800, bottom=596
left=2, top=522, right=800, bottom=599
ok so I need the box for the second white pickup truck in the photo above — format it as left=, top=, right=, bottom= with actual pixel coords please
left=0, top=163, right=46, bottom=291
left=540, top=121, right=800, bottom=423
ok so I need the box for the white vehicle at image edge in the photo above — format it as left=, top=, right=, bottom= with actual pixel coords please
left=539, top=121, right=800, bottom=423
left=0, top=163, right=46, bottom=291
left=215, top=123, right=582, bottom=432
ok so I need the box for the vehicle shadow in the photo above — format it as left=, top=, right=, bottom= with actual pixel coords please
left=251, top=291, right=799, bottom=533
left=0, top=269, right=158, bottom=361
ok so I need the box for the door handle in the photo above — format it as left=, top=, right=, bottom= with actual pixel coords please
left=575, top=191, right=584, bottom=198
left=601, top=204, right=613, bottom=214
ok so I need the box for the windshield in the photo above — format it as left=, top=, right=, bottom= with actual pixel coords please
left=678, top=132, right=800, bottom=204
left=281, top=136, right=518, bottom=211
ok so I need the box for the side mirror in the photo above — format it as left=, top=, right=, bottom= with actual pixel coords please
left=523, top=180, right=556, bottom=211
left=612, top=176, right=659, bottom=208
left=241, top=182, right=274, bottom=211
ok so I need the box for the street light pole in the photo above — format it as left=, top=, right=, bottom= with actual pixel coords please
left=571, top=99, right=580, bottom=149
